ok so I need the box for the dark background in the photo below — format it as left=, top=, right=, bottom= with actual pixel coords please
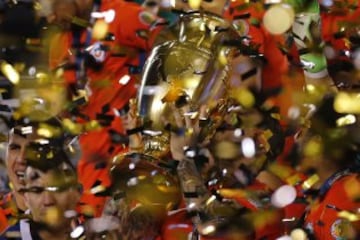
left=0, top=0, right=48, bottom=99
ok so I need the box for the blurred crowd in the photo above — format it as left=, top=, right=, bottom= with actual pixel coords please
left=0, top=0, right=360, bottom=239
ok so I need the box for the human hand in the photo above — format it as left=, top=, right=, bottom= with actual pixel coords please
left=122, top=99, right=143, bottom=151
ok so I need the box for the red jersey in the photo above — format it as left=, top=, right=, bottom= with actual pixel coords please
left=49, top=0, right=163, bottom=216
left=0, top=193, right=19, bottom=234
left=224, top=2, right=288, bottom=91
left=321, top=1, right=360, bottom=55
left=305, top=172, right=360, bottom=239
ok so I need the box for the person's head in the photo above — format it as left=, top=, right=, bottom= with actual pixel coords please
left=22, top=160, right=80, bottom=231
left=5, top=117, right=68, bottom=193
left=6, top=126, right=38, bottom=193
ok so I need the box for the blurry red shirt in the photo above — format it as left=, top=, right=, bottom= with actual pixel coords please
left=49, top=0, right=162, bottom=216
left=224, top=2, right=288, bottom=91
left=0, top=193, right=18, bottom=234
left=305, top=173, right=360, bottom=239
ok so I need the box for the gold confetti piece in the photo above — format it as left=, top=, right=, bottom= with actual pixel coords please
left=305, top=84, right=316, bottom=93
left=161, top=86, right=186, bottom=103
left=189, top=0, right=202, bottom=10
left=286, top=174, right=303, bottom=186
left=0, top=61, right=20, bottom=85
left=67, top=144, right=75, bottom=154
left=62, top=119, right=83, bottom=135
left=93, top=20, right=109, bottom=40
left=73, top=89, right=89, bottom=101
left=33, top=1, right=41, bottom=11
left=46, top=150, right=54, bottom=160
left=138, top=175, right=146, bottom=180
left=303, top=136, right=323, bottom=157
left=302, top=174, right=319, bottom=190
left=36, top=127, right=52, bottom=138
left=267, top=163, right=294, bottom=181
left=205, top=195, right=217, bottom=206
left=338, top=211, right=360, bottom=222
left=111, top=153, right=127, bottom=166
left=270, top=113, right=281, bottom=120
left=218, top=188, right=248, bottom=199
left=156, top=185, right=179, bottom=194
left=218, top=48, right=229, bottom=66
left=229, top=88, right=255, bottom=109
left=37, top=123, right=62, bottom=138
left=185, top=127, right=194, bottom=137
left=261, top=130, right=273, bottom=149
left=84, top=120, right=101, bottom=131
left=55, top=68, right=64, bottom=78
left=35, top=72, right=50, bottom=84
left=24, top=147, right=39, bottom=162
left=334, top=92, right=360, bottom=114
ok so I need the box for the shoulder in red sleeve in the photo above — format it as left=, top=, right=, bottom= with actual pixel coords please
left=305, top=174, right=360, bottom=239
left=101, top=0, right=164, bottom=50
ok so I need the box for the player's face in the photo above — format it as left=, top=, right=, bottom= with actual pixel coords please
left=24, top=167, right=80, bottom=230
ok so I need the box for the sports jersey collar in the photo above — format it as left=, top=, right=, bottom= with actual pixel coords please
left=318, top=168, right=353, bottom=199
left=19, top=217, right=32, bottom=240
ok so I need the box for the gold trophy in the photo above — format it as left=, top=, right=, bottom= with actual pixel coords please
left=137, top=9, right=242, bottom=138
left=132, top=4, right=251, bottom=237
left=107, top=2, right=255, bottom=237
